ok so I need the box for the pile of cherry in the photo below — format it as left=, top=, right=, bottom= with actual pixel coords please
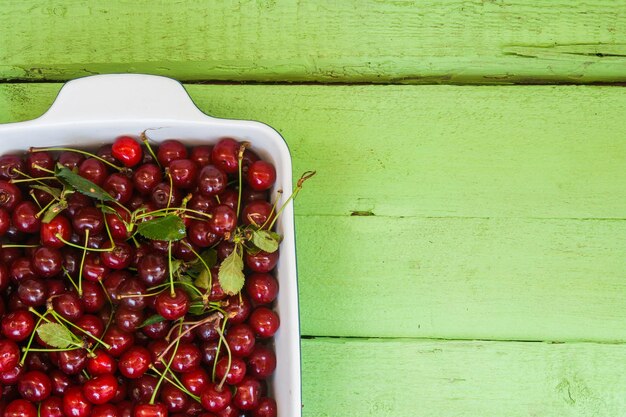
left=0, top=136, right=293, bottom=417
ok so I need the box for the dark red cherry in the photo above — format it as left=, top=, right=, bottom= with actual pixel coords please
left=103, top=325, right=135, bottom=357
left=75, top=314, right=105, bottom=339
left=32, top=246, right=63, bottom=278
left=225, top=324, right=256, bottom=357
left=5, top=399, right=37, bottom=417
left=58, top=151, right=85, bottom=170
left=17, top=278, right=47, bottom=306
left=211, top=138, right=240, bottom=174
left=87, top=349, right=117, bottom=375
left=168, top=159, right=198, bottom=189
left=41, top=215, right=72, bottom=248
left=112, top=136, right=143, bottom=167
left=57, top=349, right=87, bottom=375
left=0, top=180, right=22, bottom=211
left=118, top=346, right=151, bottom=379
left=101, top=241, right=133, bottom=269
left=155, top=289, right=189, bottom=320
left=103, top=270, right=131, bottom=305
left=217, top=189, right=239, bottom=212
left=26, top=151, right=54, bottom=178
left=223, top=294, right=251, bottom=324
left=0, top=155, right=25, bottom=180
left=157, top=140, right=187, bottom=166
left=10, top=256, right=36, bottom=283
left=180, top=368, right=209, bottom=395
left=137, top=253, right=168, bottom=286
left=244, top=250, right=279, bottom=273
left=133, top=403, right=167, bottom=417
left=52, top=292, right=84, bottom=320
left=115, top=306, right=144, bottom=332
left=103, top=173, right=134, bottom=204
left=215, top=356, right=246, bottom=385
left=133, top=164, right=163, bottom=195
left=118, top=279, right=148, bottom=311
left=247, top=345, right=276, bottom=379
left=253, top=397, right=277, bottom=417
left=40, top=396, right=65, bottom=417
left=233, top=377, right=261, bottom=410
left=200, top=382, right=232, bottom=413
left=190, top=145, right=212, bottom=166
left=197, top=165, right=227, bottom=196
left=246, top=161, right=276, bottom=191
left=97, top=145, right=118, bottom=165
left=72, top=206, right=104, bottom=236
left=92, top=403, right=120, bottom=417
left=78, top=158, right=108, bottom=186
left=0, top=364, right=24, bottom=385
left=1, top=309, right=35, bottom=341
left=18, top=370, right=52, bottom=401
left=170, top=343, right=201, bottom=373
left=105, top=205, right=131, bottom=240
left=142, top=319, right=169, bottom=339
left=208, top=205, right=237, bottom=236
left=0, top=207, right=10, bottom=236
left=63, top=386, right=92, bottom=417
left=160, top=384, right=188, bottom=413
left=150, top=182, right=182, bottom=208
left=187, top=220, right=219, bottom=248
left=248, top=307, right=280, bottom=338
left=242, top=201, right=275, bottom=228
left=245, top=273, right=278, bottom=304
left=66, top=192, right=93, bottom=217
left=200, top=341, right=220, bottom=366
left=83, top=373, right=118, bottom=404
left=82, top=252, right=110, bottom=282
left=24, top=350, right=53, bottom=372
left=80, top=280, right=106, bottom=313
left=12, top=201, right=40, bottom=233
left=188, top=193, right=217, bottom=213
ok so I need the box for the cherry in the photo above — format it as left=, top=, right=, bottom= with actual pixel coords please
left=105, top=205, right=132, bottom=240
left=208, top=205, right=237, bottom=236
left=226, top=324, right=256, bottom=357
left=26, top=151, right=54, bottom=178
left=118, top=278, right=149, bottom=311
left=73, top=206, right=104, bottom=236
left=151, top=182, right=182, bottom=208
left=97, top=145, right=118, bottom=165
left=103, top=325, right=135, bottom=357
left=112, top=136, right=143, bottom=167
left=50, top=292, right=83, bottom=320
left=40, top=396, right=65, bottom=417
left=82, top=252, right=110, bottom=282
left=133, top=403, right=168, bottom=417
left=80, top=280, right=106, bottom=313
left=248, top=307, right=280, bottom=338
left=180, top=368, right=209, bottom=395
left=142, top=319, right=169, bottom=339
left=78, top=158, right=108, bottom=186
left=197, top=165, right=227, bottom=196
left=137, top=253, right=168, bottom=285
left=32, top=246, right=63, bottom=278
left=133, top=163, right=163, bottom=195
left=0, top=364, right=24, bottom=385
left=170, top=343, right=201, bottom=373
left=4, top=399, right=37, bottom=417
left=118, top=346, right=151, bottom=379
left=17, top=278, right=48, bottom=306
left=244, top=250, right=279, bottom=273
left=253, top=398, right=277, bottom=417
left=242, top=201, right=275, bottom=228
left=168, top=159, right=198, bottom=189
left=25, top=350, right=53, bottom=372
left=211, top=138, right=240, bottom=174
left=92, top=403, right=120, bottom=417
left=172, top=238, right=198, bottom=262
left=1, top=309, right=35, bottom=341
left=200, top=341, right=220, bottom=366
left=0, top=180, right=22, bottom=211
left=0, top=155, right=25, bottom=180
left=58, top=151, right=85, bottom=170
left=118, top=401, right=135, bottom=417
left=104, top=173, right=134, bottom=204
left=1, top=246, right=21, bottom=266
left=247, top=345, right=276, bottom=379
left=157, top=139, right=187, bottom=166
left=160, top=384, right=189, bottom=413
left=18, top=370, right=52, bottom=401
left=187, top=220, right=219, bottom=248
left=101, top=241, right=133, bottom=269
left=155, top=289, right=189, bottom=320
left=103, top=270, right=131, bottom=304
left=200, top=382, right=232, bottom=413
left=245, top=273, right=278, bottom=304
left=194, top=317, right=221, bottom=341
left=190, top=145, right=212, bottom=166
left=63, top=386, right=92, bottom=417
left=115, top=306, right=145, bottom=332
left=188, top=193, right=217, bottom=213
left=75, top=314, right=105, bottom=339
left=130, top=374, right=158, bottom=402
left=233, top=377, right=261, bottom=410
left=12, top=201, right=41, bottom=233
left=217, top=189, right=239, bottom=212
left=41, top=215, right=72, bottom=248
left=58, top=349, right=87, bottom=375
left=83, top=373, right=119, bottom=404
left=49, top=370, right=72, bottom=396
left=215, top=356, right=247, bottom=385
left=246, top=161, right=276, bottom=191
left=87, top=349, right=117, bottom=375
left=0, top=207, right=10, bottom=236
left=223, top=295, right=252, bottom=324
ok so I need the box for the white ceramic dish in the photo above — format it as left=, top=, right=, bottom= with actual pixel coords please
left=0, top=74, right=301, bottom=416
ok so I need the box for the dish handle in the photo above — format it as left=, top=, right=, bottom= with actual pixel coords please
left=38, top=74, right=209, bottom=123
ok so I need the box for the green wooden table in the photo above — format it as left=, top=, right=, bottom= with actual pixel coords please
left=1, top=2, right=626, bottom=416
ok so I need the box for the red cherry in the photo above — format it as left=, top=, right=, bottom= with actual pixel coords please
left=82, top=373, right=119, bottom=404
left=0, top=339, right=20, bottom=371
left=17, top=370, right=52, bottom=401
left=133, top=403, right=168, bottom=417
left=233, top=377, right=262, bottom=410
left=248, top=307, right=280, bottom=338
left=5, top=399, right=37, bottom=417
left=253, top=397, right=277, bottom=417
left=87, top=349, right=117, bottom=375
left=118, top=346, right=151, bottom=379
left=211, top=138, right=240, bottom=174
left=63, top=386, right=92, bottom=417
left=246, top=161, right=276, bottom=191
left=112, top=136, right=143, bottom=167
left=40, top=215, right=72, bottom=248
left=40, top=396, right=65, bottom=417
left=200, top=382, right=232, bottom=412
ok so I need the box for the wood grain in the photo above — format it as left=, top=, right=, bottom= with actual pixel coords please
left=302, top=337, right=626, bottom=417
left=1, top=1, right=625, bottom=83
left=1, top=84, right=624, bottom=341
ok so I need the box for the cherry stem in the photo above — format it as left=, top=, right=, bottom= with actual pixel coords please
left=168, top=242, right=175, bottom=296
left=50, top=310, right=112, bottom=349
left=212, top=316, right=229, bottom=383
left=159, top=313, right=221, bottom=362
left=55, top=233, right=114, bottom=252
left=62, top=267, right=81, bottom=294
left=29, top=190, right=43, bottom=209
left=182, top=242, right=213, bottom=294
left=20, top=310, right=49, bottom=365
left=101, top=206, right=116, bottom=248
left=268, top=170, right=316, bottom=230
left=150, top=318, right=183, bottom=405
left=166, top=169, right=174, bottom=209
left=31, top=147, right=124, bottom=171
left=214, top=320, right=232, bottom=390
left=150, top=364, right=201, bottom=403
left=140, top=131, right=160, bottom=168
left=135, top=207, right=211, bottom=221
left=11, top=169, right=56, bottom=188
left=36, top=198, right=55, bottom=218
left=77, top=229, right=89, bottom=296
left=11, top=176, right=57, bottom=184
left=236, top=142, right=248, bottom=218
left=1, top=244, right=39, bottom=248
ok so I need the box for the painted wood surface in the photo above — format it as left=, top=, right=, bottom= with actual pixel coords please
left=1, top=83, right=624, bottom=343
left=302, top=338, right=626, bottom=417
left=1, top=1, right=626, bottom=84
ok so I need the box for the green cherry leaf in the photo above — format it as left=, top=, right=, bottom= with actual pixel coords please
left=55, top=163, right=115, bottom=201
left=41, top=200, right=68, bottom=224
left=194, top=269, right=211, bottom=289
left=37, top=322, right=75, bottom=348
left=136, top=215, right=186, bottom=241
left=251, top=230, right=281, bottom=253
left=218, top=248, right=245, bottom=295
left=188, top=303, right=206, bottom=315
left=30, top=184, right=63, bottom=200
left=139, top=314, right=166, bottom=328
left=188, top=249, right=217, bottom=278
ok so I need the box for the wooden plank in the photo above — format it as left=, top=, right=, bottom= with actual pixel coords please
left=1, top=1, right=625, bottom=83
left=1, top=84, right=625, bottom=341
left=301, top=337, right=626, bottom=417
left=2, top=83, right=624, bottom=219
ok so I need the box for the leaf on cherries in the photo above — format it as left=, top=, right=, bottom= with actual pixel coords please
left=251, top=230, right=281, bottom=253
left=136, top=215, right=186, bottom=241
left=218, top=248, right=245, bottom=295
left=30, top=184, right=63, bottom=201
left=139, top=314, right=166, bottom=328
left=41, top=200, right=68, bottom=224
left=188, top=302, right=206, bottom=316
left=55, top=163, right=115, bottom=202
left=194, top=269, right=211, bottom=290
left=37, top=322, right=75, bottom=348
left=187, top=249, right=217, bottom=277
